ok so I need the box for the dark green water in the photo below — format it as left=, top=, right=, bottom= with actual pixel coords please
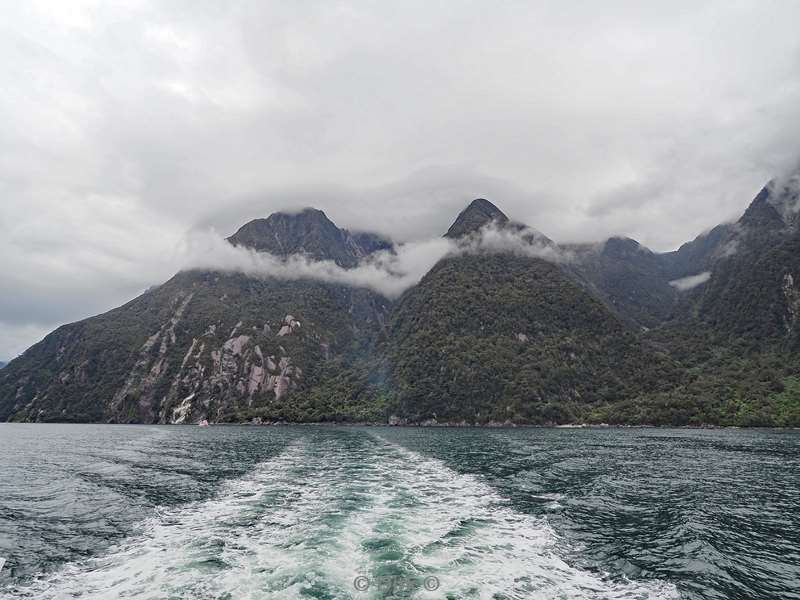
left=0, top=425, right=798, bottom=599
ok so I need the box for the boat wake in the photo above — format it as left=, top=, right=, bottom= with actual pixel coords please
left=4, top=431, right=678, bottom=599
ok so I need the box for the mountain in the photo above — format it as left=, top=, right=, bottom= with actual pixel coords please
left=0, top=361, right=6, bottom=369
left=0, top=210, right=391, bottom=423
left=384, top=252, right=677, bottom=424
left=1, top=178, right=799, bottom=426
left=685, top=176, right=800, bottom=346
left=378, top=199, right=676, bottom=424
left=635, top=171, right=800, bottom=426
left=446, top=197, right=556, bottom=249
left=567, top=172, right=799, bottom=335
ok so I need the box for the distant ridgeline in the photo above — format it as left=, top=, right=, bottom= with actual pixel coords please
left=1, top=171, right=799, bottom=426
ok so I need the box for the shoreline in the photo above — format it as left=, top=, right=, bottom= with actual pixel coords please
left=2, top=420, right=798, bottom=430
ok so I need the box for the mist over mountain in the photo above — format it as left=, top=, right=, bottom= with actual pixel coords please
left=1, top=168, right=799, bottom=426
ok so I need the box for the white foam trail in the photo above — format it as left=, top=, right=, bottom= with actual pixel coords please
left=341, top=439, right=678, bottom=600
left=4, top=433, right=679, bottom=600
left=4, top=442, right=314, bottom=599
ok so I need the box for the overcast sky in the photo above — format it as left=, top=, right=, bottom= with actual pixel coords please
left=2, top=0, right=800, bottom=359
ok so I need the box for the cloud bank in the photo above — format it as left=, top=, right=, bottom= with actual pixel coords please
left=180, top=223, right=567, bottom=298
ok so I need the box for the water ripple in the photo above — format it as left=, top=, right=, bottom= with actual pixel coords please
left=0, top=425, right=798, bottom=599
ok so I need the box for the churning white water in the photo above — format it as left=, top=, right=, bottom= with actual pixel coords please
left=3, top=431, right=678, bottom=600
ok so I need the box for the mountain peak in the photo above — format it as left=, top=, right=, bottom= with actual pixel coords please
left=445, top=198, right=509, bottom=238
left=227, top=207, right=391, bottom=268
left=602, top=236, right=652, bottom=258
left=739, top=169, right=800, bottom=231
left=765, top=173, right=800, bottom=225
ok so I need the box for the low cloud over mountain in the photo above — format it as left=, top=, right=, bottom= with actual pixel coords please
left=181, top=219, right=566, bottom=299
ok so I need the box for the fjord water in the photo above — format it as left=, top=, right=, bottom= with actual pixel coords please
left=0, top=426, right=797, bottom=599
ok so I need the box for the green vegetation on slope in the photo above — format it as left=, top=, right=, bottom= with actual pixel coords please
left=585, top=323, right=800, bottom=427
left=382, top=253, right=679, bottom=424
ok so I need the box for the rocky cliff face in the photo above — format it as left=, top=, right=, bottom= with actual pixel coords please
left=105, top=272, right=389, bottom=424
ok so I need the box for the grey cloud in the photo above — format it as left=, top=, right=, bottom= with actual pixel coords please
left=197, top=166, right=537, bottom=242
left=2, top=0, right=800, bottom=357
left=180, top=222, right=566, bottom=299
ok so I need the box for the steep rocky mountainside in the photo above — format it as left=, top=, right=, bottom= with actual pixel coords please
left=0, top=272, right=389, bottom=423
left=0, top=361, right=6, bottom=369
left=1, top=172, right=799, bottom=426
left=0, top=211, right=391, bottom=423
